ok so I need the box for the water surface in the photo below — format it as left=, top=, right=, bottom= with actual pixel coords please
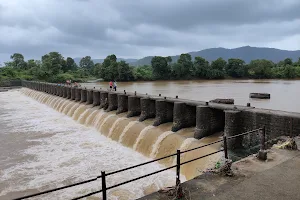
left=83, top=79, right=300, bottom=112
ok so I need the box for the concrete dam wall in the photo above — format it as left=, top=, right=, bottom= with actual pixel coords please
left=22, top=80, right=300, bottom=151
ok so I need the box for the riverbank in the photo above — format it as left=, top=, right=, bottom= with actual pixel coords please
left=139, top=142, right=300, bottom=200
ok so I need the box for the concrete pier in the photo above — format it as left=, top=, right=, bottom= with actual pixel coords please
left=59, top=86, right=64, bottom=97
left=54, top=86, right=59, bottom=96
left=106, top=93, right=118, bottom=112
left=172, top=102, right=196, bottom=132
left=87, top=90, right=93, bottom=104
left=127, top=96, right=141, bottom=118
left=67, top=87, right=71, bottom=99
left=75, top=88, right=82, bottom=102
left=51, top=85, right=55, bottom=95
left=63, top=87, right=68, bottom=98
left=93, top=90, right=100, bottom=106
left=71, top=87, right=76, bottom=100
left=117, top=94, right=128, bottom=114
left=139, top=98, right=155, bottom=121
left=224, top=110, right=242, bottom=150
left=100, top=91, right=109, bottom=109
left=153, top=100, right=174, bottom=126
left=194, top=106, right=225, bottom=139
left=81, top=89, right=87, bottom=103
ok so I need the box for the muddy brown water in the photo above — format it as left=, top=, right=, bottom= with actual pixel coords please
left=0, top=89, right=221, bottom=200
left=82, top=79, right=300, bottom=113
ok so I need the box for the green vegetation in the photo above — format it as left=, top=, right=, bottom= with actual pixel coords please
left=1, top=52, right=300, bottom=83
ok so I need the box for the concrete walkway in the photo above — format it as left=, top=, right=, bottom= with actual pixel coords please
left=206, top=155, right=300, bottom=200
left=140, top=149, right=300, bottom=200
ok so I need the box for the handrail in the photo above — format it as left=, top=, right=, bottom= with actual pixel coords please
left=181, top=139, right=224, bottom=154
left=13, top=176, right=102, bottom=200
left=181, top=149, right=224, bottom=166
left=227, top=128, right=262, bottom=139
left=106, top=152, right=177, bottom=176
left=13, top=127, right=265, bottom=200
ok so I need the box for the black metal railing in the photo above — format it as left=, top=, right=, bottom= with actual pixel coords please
left=13, top=127, right=265, bottom=200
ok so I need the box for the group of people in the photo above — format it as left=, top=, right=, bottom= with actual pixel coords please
left=59, top=79, right=116, bottom=90
left=63, top=80, right=80, bottom=87
left=109, top=81, right=117, bottom=91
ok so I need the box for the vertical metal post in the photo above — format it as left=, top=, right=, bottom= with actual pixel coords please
left=101, top=171, right=107, bottom=200
left=261, top=126, right=266, bottom=150
left=223, top=136, right=228, bottom=159
left=176, top=149, right=180, bottom=186
left=176, top=149, right=183, bottom=199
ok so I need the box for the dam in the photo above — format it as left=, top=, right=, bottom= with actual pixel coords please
left=22, top=80, right=300, bottom=149
left=19, top=81, right=226, bottom=178
left=2, top=80, right=300, bottom=199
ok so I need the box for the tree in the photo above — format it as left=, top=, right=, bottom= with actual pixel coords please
left=93, top=63, right=102, bottom=77
left=194, top=56, right=209, bottom=78
left=211, top=57, right=226, bottom=71
left=134, top=65, right=153, bottom=80
left=10, top=53, right=27, bottom=69
left=27, top=59, right=39, bottom=69
left=99, top=54, right=118, bottom=81
left=175, top=53, right=193, bottom=78
left=210, top=58, right=226, bottom=78
left=151, top=56, right=171, bottom=80
left=284, top=58, right=293, bottom=66
left=79, top=56, right=94, bottom=74
left=118, top=61, right=134, bottom=81
left=248, top=59, right=274, bottom=78
left=283, top=65, right=296, bottom=78
left=41, top=52, right=64, bottom=75
left=63, top=57, right=77, bottom=72
left=226, top=58, right=246, bottom=78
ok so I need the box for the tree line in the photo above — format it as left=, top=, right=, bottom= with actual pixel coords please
left=1, top=52, right=300, bottom=83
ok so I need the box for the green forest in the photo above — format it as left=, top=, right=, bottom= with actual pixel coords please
left=1, top=52, right=300, bottom=83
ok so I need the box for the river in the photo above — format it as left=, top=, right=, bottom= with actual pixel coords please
left=1, top=79, right=298, bottom=200
left=82, top=79, right=300, bottom=113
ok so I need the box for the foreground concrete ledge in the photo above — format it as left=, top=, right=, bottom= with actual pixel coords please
left=139, top=149, right=300, bottom=200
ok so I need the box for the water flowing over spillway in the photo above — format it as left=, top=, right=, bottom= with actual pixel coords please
left=0, top=88, right=222, bottom=200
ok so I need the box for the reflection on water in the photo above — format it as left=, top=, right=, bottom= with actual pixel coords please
left=83, top=79, right=300, bottom=112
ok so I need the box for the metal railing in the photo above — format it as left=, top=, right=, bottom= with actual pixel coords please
left=13, top=127, right=265, bottom=200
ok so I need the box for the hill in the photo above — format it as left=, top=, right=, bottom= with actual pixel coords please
left=74, top=46, right=300, bottom=66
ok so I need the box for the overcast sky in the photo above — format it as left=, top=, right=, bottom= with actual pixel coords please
left=1, top=0, right=300, bottom=62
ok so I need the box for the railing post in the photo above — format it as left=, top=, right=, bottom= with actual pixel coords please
left=176, top=149, right=183, bottom=199
left=257, top=126, right=267, bottom=160
left=261, top=126, right=266, bottom=150
left=176, top=149, right=180, bottom=186
left=101, top=171, right=107, bottom=200
left=223, top=136, right=228, bottom=159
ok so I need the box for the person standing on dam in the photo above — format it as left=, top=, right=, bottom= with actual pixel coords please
left=109, top=81, right=113, bottom=91
left=113, top=80, right=117, bottom=91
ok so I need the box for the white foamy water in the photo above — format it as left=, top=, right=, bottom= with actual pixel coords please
left=0, top=90, right=175, bottom=200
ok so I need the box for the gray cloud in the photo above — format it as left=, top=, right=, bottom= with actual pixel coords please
left=1, top=0, right=300, bottom=63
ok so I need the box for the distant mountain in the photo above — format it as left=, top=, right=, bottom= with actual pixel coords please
left=74, top=46, right=300, bottom=67
left=130, top=46, right=300, bottom=66
left=74, top=57, right=138, bottom=65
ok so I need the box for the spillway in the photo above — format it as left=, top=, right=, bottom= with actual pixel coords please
left=21, top=88, right=223, bottom=181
